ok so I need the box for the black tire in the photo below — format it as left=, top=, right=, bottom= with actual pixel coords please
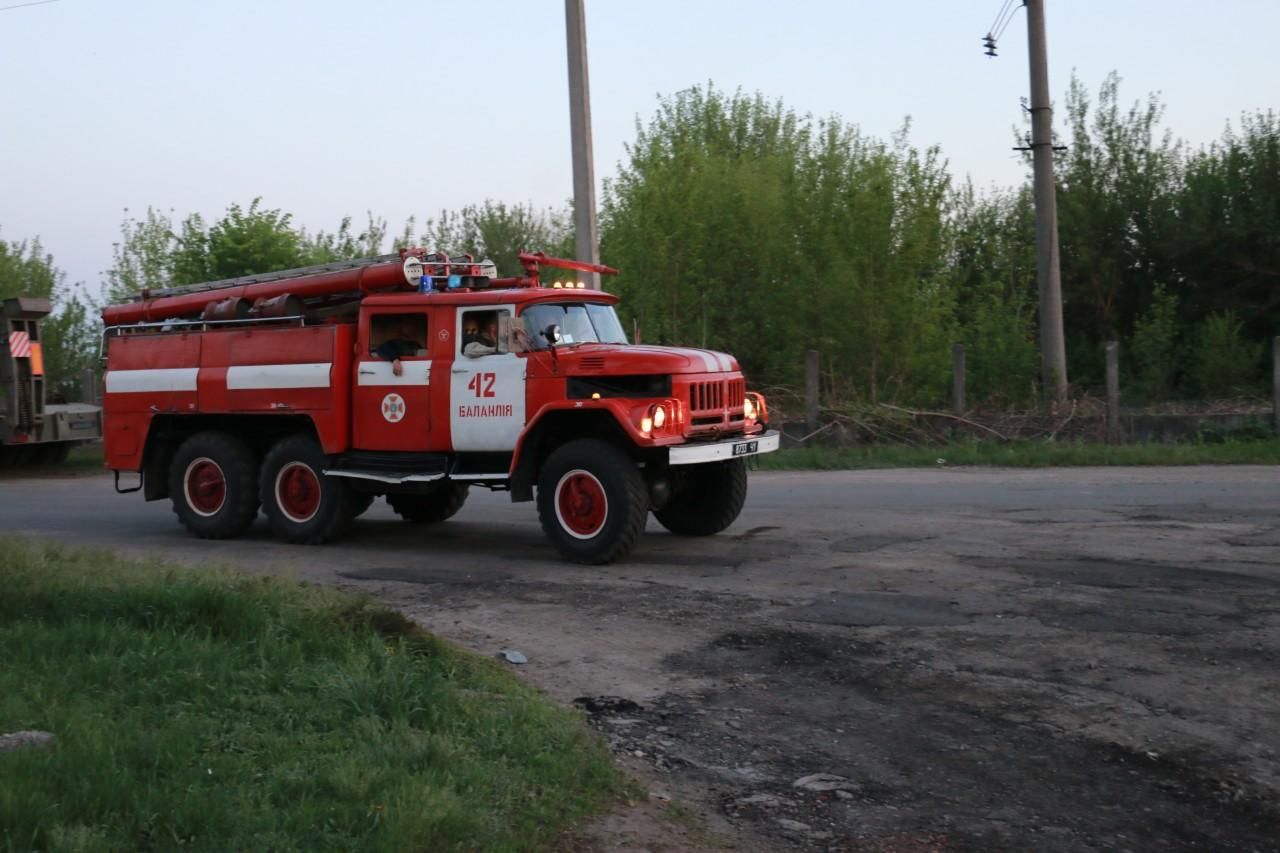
left=536, top=439, right=648, bottom=564
left=44, top=443, right=72, bottom=465
left=259, top=434, right=354, bottom=544
left=0, top=445, right=27, bottom=468
left=387, top=483, right=469, bottom=523
left=653, top=459, right=748, bottom=536
left=169, top=431, right=260, bottom=539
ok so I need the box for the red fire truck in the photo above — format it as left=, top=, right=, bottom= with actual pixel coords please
left=101, top=250, right=778, bottom=563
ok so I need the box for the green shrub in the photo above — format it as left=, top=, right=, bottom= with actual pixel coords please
left=960, top=291, right=1039, bottom=405
left=1128, top=283, right=1181, bottom=400
left=1187, top=311, right=1264, bottom=396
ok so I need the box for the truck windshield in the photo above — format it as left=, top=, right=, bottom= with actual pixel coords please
left=521, top=302, right=628, bottom=349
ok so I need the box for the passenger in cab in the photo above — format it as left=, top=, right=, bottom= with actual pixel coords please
left=374, top=315, right=426, bottom=376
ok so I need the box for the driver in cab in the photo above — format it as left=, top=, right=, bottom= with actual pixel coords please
left=463, top=313, right=499, bottom=357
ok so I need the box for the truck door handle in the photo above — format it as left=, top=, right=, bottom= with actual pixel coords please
left=359, top=369, right=376, bottom=375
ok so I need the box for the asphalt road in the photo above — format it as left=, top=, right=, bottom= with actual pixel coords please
left=3, top=466, right=1279, bottom=851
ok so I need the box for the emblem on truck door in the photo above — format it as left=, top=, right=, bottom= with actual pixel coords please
left=381, top=393, right=406, bottom=423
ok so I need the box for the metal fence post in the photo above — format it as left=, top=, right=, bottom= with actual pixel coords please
left=1106, top=341, right=1120, bottom=443
left=1273, top=337, right=1280, bottom=434
left=80, top=367, right=98, bottom=405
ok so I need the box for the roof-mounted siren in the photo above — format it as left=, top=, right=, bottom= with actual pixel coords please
left=406, top=250, right=497, bottom=292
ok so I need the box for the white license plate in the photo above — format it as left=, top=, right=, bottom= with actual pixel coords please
left=732, top=440, right=758, bottom=457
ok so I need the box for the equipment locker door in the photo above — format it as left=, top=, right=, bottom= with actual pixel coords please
left=352, top=310, right=432, bottom=451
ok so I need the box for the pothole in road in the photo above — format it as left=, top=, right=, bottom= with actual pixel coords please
left=783, top=593, right=970, bottom=627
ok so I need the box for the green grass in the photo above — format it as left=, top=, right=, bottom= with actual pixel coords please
left=757, top=437, right=1280, bottom=470
left=64, top=442, right=105, bottom=470
left=0, top=538, right=619, bottom=852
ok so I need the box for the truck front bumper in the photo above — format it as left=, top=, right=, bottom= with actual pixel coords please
left=667, top=430, right=780, bottom=466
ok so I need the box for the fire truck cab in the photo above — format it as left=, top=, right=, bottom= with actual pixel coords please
left=102, top=251, right=779, bottom=563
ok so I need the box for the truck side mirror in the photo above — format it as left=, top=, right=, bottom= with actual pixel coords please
left=543, top=324, right=562, bottom=346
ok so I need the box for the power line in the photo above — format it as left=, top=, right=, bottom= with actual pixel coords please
left=982, top=0, right=1024, bottom=57
left=0, top=0, right=60, bottom=11
left=994, top=2, right=1023, bottom=41
left=988, top=0, right=1016, bottom=38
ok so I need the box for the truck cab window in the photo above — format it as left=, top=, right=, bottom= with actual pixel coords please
left=461, top=310, right=509, bottom=358
left=370, top=314, right=427, bottom=359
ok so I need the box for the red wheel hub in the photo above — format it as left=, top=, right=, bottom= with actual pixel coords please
left=184, top=457, right=226, bottom=517
left=276, top=462, right=321, bottom=523
left=555, top=469, right=608, bottom=539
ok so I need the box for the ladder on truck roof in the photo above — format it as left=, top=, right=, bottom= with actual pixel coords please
left=138, top=253, right=406, bottom=300
left=136, top=252, right=493, bottom=300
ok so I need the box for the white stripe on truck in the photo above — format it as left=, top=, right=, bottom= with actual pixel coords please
left=226, top=362, right=331, bottom=390
left=104, top=368, right=199, bottom=393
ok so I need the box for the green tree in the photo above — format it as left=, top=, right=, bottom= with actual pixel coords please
left=944, top=186, right=1040, bottom=404
left=1128, top=282, right=1181, bottom=400
left=1186, top=311, right=1264, bottom=396
left=416, top=201, right=571, bottom=277
left=104, top=208, right=177, bottom=304
left=106, top=200, right=386, bottom=305
left=1173, top=110, right=1280, bottom=338
left=0, top=235, right=59, bottom=301
left=602, top=85, right=955, bottom=404
left=1055, top=73, right=1182, bottom=385
left=300, top=214, right=388, bottom=264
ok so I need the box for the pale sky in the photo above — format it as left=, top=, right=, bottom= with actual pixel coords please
left=2, top=0, right=1277, bottom=294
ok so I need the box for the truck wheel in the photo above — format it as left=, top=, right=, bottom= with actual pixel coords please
left=537, top=439, right=648, bottom=564
left=387, top=483, right=469, bottom=523
left=169, top=432, right=260, bottom=539
left=260, top=434, right=354, bottom=544
left=653, top=459, right=747, bottom=536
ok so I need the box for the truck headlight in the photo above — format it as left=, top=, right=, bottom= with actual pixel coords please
left=641, top=402, right=670, bottom=435
left=743, top=397, right=758, bottom=421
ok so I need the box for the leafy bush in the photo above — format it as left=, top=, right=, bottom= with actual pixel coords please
left=1187, top=311, right=1264, bottom=396
left=960, top=291, right=1039, bottom=405
left=1129, top=282, right=1181, bottom=400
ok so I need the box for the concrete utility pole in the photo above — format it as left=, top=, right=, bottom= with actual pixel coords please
left=1025, top=0, right=1068, bottom=402
left=565, top=0, right=601, bottom=289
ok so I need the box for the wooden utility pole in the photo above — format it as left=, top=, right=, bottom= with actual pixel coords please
left=1025, top=0, right=1068, bottom=402
left=564, top=0, right=601, bottom=289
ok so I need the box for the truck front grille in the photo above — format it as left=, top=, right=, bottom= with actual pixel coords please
left=688, top=378, right=743, bottom=414
left=684, top=378, right=746, bottom=435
